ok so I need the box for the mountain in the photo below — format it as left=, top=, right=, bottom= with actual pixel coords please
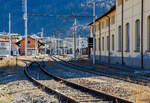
left=0, top=0, right=115, bottom=38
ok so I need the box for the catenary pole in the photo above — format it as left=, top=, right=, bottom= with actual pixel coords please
left=73, top=19, right=77, bottom=60
left=93, top=0, right=96, bottom=64
left=24, top=0, right=28, bottom=56
left=9, top=13, right=11, bottom=57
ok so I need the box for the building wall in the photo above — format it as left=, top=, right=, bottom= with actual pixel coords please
left=0, top=41, right=9, bottom=57
left=19, top=37, right=37, bottom=55
left=91, top=0, right=150, bottom=69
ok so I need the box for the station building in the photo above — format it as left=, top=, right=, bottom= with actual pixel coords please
left=89, top=0, right=150, bottom=69
left=16, top=36, right=44, bottom=56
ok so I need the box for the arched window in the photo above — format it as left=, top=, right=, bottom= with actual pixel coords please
left=112, top=35, right=114, bottom=51
left=118, top=26, right=122, bottom=51
left=102, top=37, right=104, bottom=51
left=99, top=37, right=101, bottom=51
left=147, top=16, right=150, bottom=50
left=107, top=36, right=109, bottom=51
left=96, top=38, right=99, bottom=51
left=126, top=23, right=130, bottom=51
left=117, top=0, right=122, bottom=6
left=135, top=20, right=140, bottom=51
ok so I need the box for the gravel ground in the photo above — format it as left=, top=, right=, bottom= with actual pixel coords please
left=0, top=69, right=59, bottom=103
left=0, top=57, right=59, bottom=103
left=46, top=57, right=150, bottom=103
left=28, top=63, right=109, bottom=103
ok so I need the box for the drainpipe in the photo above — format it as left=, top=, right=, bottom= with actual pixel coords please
left=141, top=0, right=144, bottom=68
left=106, top=16, right=111, bottom=64
left=121, top=0, right=124, bottom=65
left=99, top=21, right=101, bottom=63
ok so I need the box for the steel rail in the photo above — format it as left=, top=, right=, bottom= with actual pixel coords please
left=37, top=60, right=133, bottom=103
left=24, top=63, right=79, bottom=103
left=52, top=56, right=150, bottom=87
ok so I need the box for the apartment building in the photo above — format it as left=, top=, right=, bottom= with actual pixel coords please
left=0, top=33, right=22, bottom=56
left=89, top=0, right=150, bottom=69
left=0, top=38, right=9, bottom=57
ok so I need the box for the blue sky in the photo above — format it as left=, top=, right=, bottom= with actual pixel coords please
left=0, top=0, right=115, bottom=37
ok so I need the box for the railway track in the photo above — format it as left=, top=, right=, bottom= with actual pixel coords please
left=24, top=61, right=132, bottom=103
left=51, top=55, right=150, bottom=87
left=24, top=62, right=78, bottom=103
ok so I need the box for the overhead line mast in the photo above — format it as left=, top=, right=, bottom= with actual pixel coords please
left=30, top=14, right=93, bottom=60
left=23, top=0, right=28, bottom=56
left=9, top=13, right=11, bottom=57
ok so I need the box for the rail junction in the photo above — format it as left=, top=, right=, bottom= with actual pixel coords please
left=24, top=57, right=133, bottom=103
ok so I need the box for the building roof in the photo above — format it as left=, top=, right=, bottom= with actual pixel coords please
left=16, top=36, right=44, bottom=46
left=31, top=34, right=40, bottom=39
left=0, top=38, right=9, bottom=42
left=88, top=5, right=116, bottom=26
left=0, top=33, right=22, bottom=40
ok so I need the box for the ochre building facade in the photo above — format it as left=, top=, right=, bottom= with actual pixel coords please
left=89, top=0, right=150, bottom=69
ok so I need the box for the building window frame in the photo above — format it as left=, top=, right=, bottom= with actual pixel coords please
left=1, top=42, right=5, bottom=46
left=99, top=38, right=101, bottom=51
left=111, top=15, right=115, bottom=25
left=107, top=36, right=109, bottom=51
left=102, top=21, right=104, bottom=29
left=147, top=16, right=150, bottom=51
left=102, top=37, right=104, bottom=51
left=112, top=35, right=115, bottom=51
left=28, top=40, right=31, bottom=44
left=117, top=0, right=122, bottom=6
left=135, top=19, right=140, bottom=52
left=118, top=25, right=122, bottom=52
left=125, top=23, right=130, bottom=52
left=96, top=38, right=98, bottom=51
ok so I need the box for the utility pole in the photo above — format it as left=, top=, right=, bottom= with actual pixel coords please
left=79, top=35, right=81, bottom=55
left=49, top=36, right=51, bottom=55
left=73, top=19, right=77, bottom=60
left=41, top=28, right=46, bottom=55
left=93, top=0, right=96, bottom=64
left=54, top=35, right=56, bottom=55
left=23, top=0, right=28, bottom=56
left=9, top=13, right=11, bottom=57
left=41, top=28, right=44, bottom=38
left=35, top=36, right=38, bottom=56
